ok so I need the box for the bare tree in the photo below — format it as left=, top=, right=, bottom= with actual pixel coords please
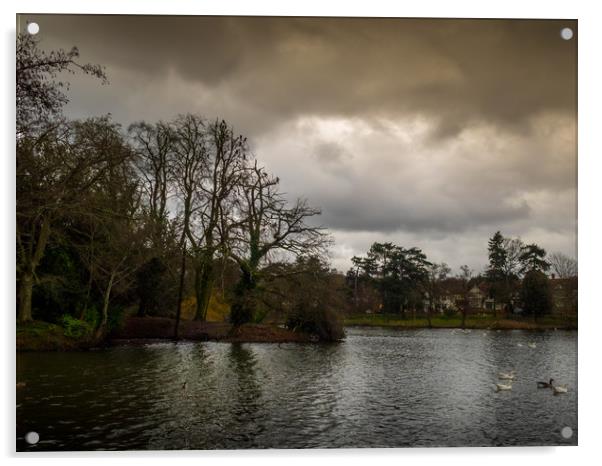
left=129, top=121, right=176, bottom=249
left=78, top=212, right=143, bottom=339
left=171, top=115, right=248, bottom=321
left=17, top=33, right=106, bottom=137
left=16, top=35, right=109, bottom=323
left=502, top=237, right=524, bottom=278
left=224, top=162, right=330, bottom=325
left=67, top=124, right=143, bottom=338
left=17, top=117, right=131, bottom=322
left=194, top=120, right=247, bottom=321
left=549, top=252, right=578, bottom=279
left=170, top=114, right=207, bottom=321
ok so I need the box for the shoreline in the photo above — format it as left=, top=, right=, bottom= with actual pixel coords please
left=344, top=314, right=577, bottom=331
left=17, top=317, right=316, bottom=352
left=16, top=315, right=577, bottom=352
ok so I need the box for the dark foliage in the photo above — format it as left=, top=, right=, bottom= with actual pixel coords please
left=136, top=257, right=177, bottom=317
left=520, top=270, right=554, bottom=318
left=348, top=242, right=430, bottom=316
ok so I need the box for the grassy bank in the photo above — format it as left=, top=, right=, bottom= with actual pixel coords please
left=17, top=317, right=317, bottom=351
left=344, top=313, right=577, bottom=330
left=17, top=321, right=96, bottom=351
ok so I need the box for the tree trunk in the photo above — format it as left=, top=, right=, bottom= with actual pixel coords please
left=354, top=271, right=359, bottom=309
left=230, top=267, right=256, bottom=326
left=461, top=307, right=467, bottom=329
left=95, top=273, right=114, bottom=340
left=18, top=272, right=34, bottom=323
left=194, top=261, right=214, bottom=321
left=17, top=216, right=51, bottom=323
left=426, top=306, right=432, bottom=328
left=137, top=300, right=147, bottom=317
left=80, top=272, right=93, bottom=320
left=174, top=243, right=187, bottom=340
left=220, top=254, right=227, bottom=300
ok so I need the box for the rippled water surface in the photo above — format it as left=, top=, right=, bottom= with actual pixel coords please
left=16, top=327, right=577, bottom=450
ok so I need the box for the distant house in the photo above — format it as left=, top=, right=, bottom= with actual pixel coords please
left=468, top=285, right=484, bottom=309
left=464, top=283, right=505, bottom=313
left=429, top=275, right=576, bottom=317
left=440, top=293, right=463, bottom=312
left=434, top=278, right=465, bottom=313
left=431, top=279, right=519, bottom=315
left=549, top=275, right=578, bottom=316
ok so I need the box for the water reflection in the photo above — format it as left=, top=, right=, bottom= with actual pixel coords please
left=17, top=329, right=577, bottom=450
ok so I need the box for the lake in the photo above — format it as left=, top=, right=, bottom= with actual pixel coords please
left=16, top=327, right=577, bottom=450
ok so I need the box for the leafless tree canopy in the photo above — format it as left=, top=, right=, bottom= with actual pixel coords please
left=16, top=34, right=330, bottom=328
left=549, top=252, right=578, bottom=279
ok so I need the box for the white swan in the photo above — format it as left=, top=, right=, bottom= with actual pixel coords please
left=517, top=343, right=523, bottom=347
left=553, top=385, right=568, bottom=395
left=498, top=371, right=516, bottom=380
left=495, top=381, right=513, bottom=391
left=528, top=342, right=537, bottom=349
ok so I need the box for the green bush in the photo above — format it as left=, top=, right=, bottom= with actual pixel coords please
left=81, top=306, right=99, bottom=329
left=60, top=314, right=93, bottom=339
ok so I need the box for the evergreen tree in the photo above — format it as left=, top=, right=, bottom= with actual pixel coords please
left=486, top=231, right=507, bottom=280
left=519, top=244, right=551, bottom=275
left=520, top=270, right=553, bottom=319
left=485, top=231, right=508, bottom=314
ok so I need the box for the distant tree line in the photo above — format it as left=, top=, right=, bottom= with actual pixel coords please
left=346, top=232, right=577, bottom=323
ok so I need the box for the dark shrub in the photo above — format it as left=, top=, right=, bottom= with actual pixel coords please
left=136, top=257, right=176, bottom=316
left=286, top=304, right=345, bottom=342
left=521, top=270, right=553, bottom=318
left=60, top=314, right=93, bottom=339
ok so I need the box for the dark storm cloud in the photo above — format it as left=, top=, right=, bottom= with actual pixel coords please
left=20, top=14, right=577, bottom=270
left=24, top=15, right=576, bottom=138
left=320, top=195, right=531, bottom=234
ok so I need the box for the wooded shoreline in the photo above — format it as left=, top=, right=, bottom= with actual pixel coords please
left=17, top=314, right=577, bottom=352
left=16, top=317, right=316, bottom=351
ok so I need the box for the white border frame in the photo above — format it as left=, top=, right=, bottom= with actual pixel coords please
left=3, top=1, right=601, bottom=465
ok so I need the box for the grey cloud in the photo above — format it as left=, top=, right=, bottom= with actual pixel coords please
left=25, top=15, right=576, bottom=140
left=313, top=141, right=349, bottom=165
left=19, top=15, right=577, bottom=271
left=316, top=184, right=532, bottom=234
left=258, top=114, right=573, bottom=239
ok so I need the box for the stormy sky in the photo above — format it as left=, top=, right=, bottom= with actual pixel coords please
left=20, top=15, right=577, bottom=273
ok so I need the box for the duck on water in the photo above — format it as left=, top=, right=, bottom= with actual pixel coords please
left=537, top=378, right=568, bottom=394
left=537, top=378, right=554, bottom=388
